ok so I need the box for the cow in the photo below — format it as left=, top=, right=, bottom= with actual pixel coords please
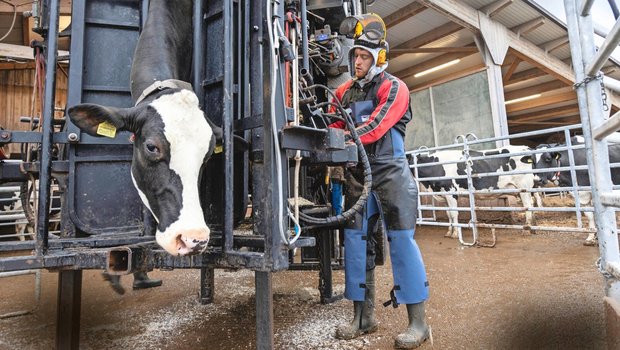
left=410, top=145, right=542, bottom=239
left=67, top=0, right=221, bottom=256
left=535, top=136, right=620, bottom=246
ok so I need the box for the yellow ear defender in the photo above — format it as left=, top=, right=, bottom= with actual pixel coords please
left=376, top=47, right=387, bottom=66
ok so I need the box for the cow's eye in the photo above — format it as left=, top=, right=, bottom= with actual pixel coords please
left=145, top=142, right=160, bottom=155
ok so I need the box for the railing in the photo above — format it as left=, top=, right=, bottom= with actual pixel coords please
left=407, top=124, right=618, bottom=246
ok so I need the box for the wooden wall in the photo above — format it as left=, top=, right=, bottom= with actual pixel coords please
left=0, top=63, right=68, bottom=156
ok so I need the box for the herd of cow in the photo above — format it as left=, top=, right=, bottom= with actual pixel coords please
left=408, top=137, right=620, bottom=246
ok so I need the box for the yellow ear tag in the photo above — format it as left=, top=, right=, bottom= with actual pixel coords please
left=214, top=144, right=223, bottom=154
left=96, top=121, right=117, bottom=138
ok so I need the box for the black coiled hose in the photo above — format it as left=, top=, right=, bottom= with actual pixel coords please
left=295, top=83, right=372, bottom=226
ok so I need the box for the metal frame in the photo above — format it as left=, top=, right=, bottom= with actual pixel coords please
left=563, top=0, right=620, bottom=301
left=0, top=0, right=354, bottom=348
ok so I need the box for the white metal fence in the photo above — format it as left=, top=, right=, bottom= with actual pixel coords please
left=407, top=124, right=618, bottom=246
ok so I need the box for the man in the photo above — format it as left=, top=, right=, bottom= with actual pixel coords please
left=330, top=14, right=431, bottom=349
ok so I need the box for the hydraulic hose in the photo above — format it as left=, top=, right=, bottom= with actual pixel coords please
left=296, top=83, right=373, bottom=226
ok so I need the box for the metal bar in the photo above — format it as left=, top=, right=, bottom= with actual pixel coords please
left=415, top=220, right=597, bottom=233
left=0, top=186, right=20, bottom=193
left=193, top=0, right=205, bottom=107
left=460, top=137, right=478, bottom=246
left=564, top=130, right=584, bottom=227
left=199, top=266, right=215, bottom=304
left=585, top=16, right=620, bottom=76
left=56, top=270, right=82, bottom=350
left=35, top=0, right=60, bottom=256
left=593, top=109, right=620, bottom=140
left=300, top=0, right=309, bottom=72
left=418, top=205, right=596, bottom=213
left=601, top=192, right=620, bottom=207
left=581, top=0, right=596, bottom=16
left=603, top=75, right=620, bottom=94
left=610, top=0, right=620, bottom=19
left=255, top=271, right=274, bottom=350
left=566, top=0, right=620, bottom=285
left=317, top=230, right=334, bottom=304
left=140, top=0, right=149, bottom=29
left=0, top=269, right=37, bottom=278
left=223, top=0, right=234, bottom=253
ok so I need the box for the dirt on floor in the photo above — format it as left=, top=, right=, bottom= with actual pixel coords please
left=0, top=225, right=607, bottom=350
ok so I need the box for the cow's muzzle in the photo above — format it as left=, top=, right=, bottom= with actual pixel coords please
left=157, top=227, right=210, bottom=256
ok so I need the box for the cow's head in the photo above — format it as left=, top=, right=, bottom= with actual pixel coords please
left=68, top=89, right=217, bottom=256
left=534, top=147, right=561, bottom=185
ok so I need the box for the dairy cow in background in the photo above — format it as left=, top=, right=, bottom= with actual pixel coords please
left=535, top=136, right=620, bottom=246
left=410, top=145, right=542, bottom=238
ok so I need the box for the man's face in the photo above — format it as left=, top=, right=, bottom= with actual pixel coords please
left=353, top=48, right=374, bottom=79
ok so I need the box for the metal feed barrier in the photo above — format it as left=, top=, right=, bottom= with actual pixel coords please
left=0, top=1, right=368, bottom=349
left=408, top=123, right=619, bottom=247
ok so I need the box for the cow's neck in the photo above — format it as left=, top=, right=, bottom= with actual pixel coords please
left=130, top=0, right=193, bottom=103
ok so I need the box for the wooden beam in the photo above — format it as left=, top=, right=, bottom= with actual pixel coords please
left=510, top=117, right=581, bottom=133
left=390, top=22, right=463, bottom=59
left=502, top=57, right=521, bottom=82
left=384, top=1, right=427, bottom=28
left=417, top=0, right=575, bottom=84
left=504, top=80, right=569, bottom=101
left=505, top=67, right=547, bottom=85
left=389, top=46, right=478, bottom=56
left=0, top=1, right=71, bottom=14
left=0, top=61, right=35, bottom=70
left=394, top=43, right=478, bottom=79
left=508, top=105, right=580, bottom=121
left=0, top=43, right=69, bottom=60
left=510, top=17, right=546, bottom=37
left=418, top=0, right=479, bottom=32
left=542, top=36, right=570, bottom=54
left=505, top=91, right=577, bottom=113
left=481, top=0, right=514, bottom=17
left=409, top=63, right=487, bottom=92
left=510, top=118, right=579, bottom=126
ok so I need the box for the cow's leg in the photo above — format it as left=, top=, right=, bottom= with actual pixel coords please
left=445, top=195, right=460, bottom=239
left=519, top=193, right=535, bottom=228
left=533, top=192, right=543, bottom=208
left=580, top=192, right=597, bottom=246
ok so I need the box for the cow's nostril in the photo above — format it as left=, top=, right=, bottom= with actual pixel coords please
left=176, top=235, right=188, bottom=252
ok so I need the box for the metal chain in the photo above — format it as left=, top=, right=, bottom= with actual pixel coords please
left=600, top=76, right=609, bottom=112
left=596, top=257, right=613, bottom=279
left=573, top=72, right=609, bottom=112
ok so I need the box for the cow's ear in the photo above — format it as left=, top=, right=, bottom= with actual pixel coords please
left=520, top=156, right=533, bottom=163
left=68, top=103, right=138, bottom=138
left=203, top=115, right=222, bottom=142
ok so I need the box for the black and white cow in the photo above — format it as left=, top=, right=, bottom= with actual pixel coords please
left=68, top=0, right=221, bottom=256
left=411, top=145, right=541, bottom=238
left=535, top=137, right=620, bottom=246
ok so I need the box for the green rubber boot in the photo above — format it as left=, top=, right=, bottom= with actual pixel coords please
left=335, top=269, right=378, bottom=340
left=394, top=302, right=432, bottom=349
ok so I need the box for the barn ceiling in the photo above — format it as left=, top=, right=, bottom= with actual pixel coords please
left=368, top=0, right=620, bottom=139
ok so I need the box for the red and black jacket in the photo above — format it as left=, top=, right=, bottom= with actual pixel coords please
left=329, top=71, right=411, bottom=160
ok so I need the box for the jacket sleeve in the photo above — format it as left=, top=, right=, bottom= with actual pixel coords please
left=355, top=76, right=409, bottom=145
left=327, top=82, right=351, bottom=130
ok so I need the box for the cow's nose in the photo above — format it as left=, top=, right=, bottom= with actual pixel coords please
left=157, top=227, right=210, bottom=256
